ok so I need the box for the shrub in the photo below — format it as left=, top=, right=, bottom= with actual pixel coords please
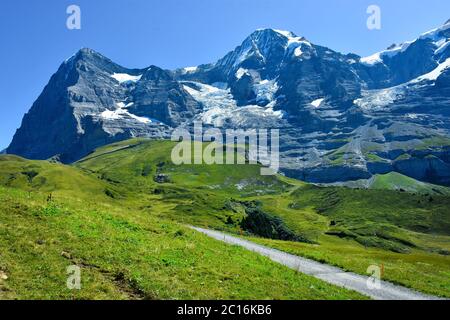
left=240, top=202, right=312, bottom=243
left=21, top=170, right=38, bottom=183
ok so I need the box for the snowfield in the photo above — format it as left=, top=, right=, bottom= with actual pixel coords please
left=101, top=102, right=152, bottom=124
left=183, top=81, right=284, bottom=127
left=413, top=57, right=450, bottom=82
left=110, top=73, right=142, bottom=83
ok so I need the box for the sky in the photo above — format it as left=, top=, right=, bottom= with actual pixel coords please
left=0, top=0, right=449, bottom=150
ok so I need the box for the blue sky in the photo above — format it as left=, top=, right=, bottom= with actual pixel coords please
left=0, top=0, right=449, bottom=150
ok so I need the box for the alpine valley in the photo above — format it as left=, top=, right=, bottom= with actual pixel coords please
left=1, top=19, right=450, bottom=300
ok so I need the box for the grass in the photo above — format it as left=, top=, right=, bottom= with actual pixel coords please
left=418, top=136, right=450, bottom=150
left=248, top=235, right=450, bottom=298
left=241, top=184, right=450, bottom=297
left=366, top=153, right=389, bottom=163
left=369, top=172, right=450, bottom=195
left=1, top=138, right=449, bottom=299
left=0, top=186, right=364, bottom=300
left=0, top=154, right=119, bottom=202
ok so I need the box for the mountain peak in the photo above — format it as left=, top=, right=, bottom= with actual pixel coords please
left=142, top=65, right=173, bottom=81
left=61, top=47, right=128, bottom=76
left=273, top=29, right=296, bottom=38
left=250, top=28, right=310, bottom=47
left=244, top=28, right=311, bottom=51
left=255, top=28, right=293, bottom=34
left=64, top=47, right=108, bottom=65
left=74, top=47, right=109, bottom=61
left=252, top=28, right=299, bottom=40
left=8, top=19, right=450, bottom=188
left=212, top=27, right=314, bottom=76
left=78, top=47, right=97, bottom=54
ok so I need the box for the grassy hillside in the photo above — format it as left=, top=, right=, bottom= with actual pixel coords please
left=247, top=187, right=450, bottom=296
left=76, top=139, right=450, bottom=297
left=339, top=172, right=450, bottom=195
left=0, top=186, right=363, bottom=299
left=75, top=139, right=291, bottom=228
left=1, top=138, right=449, bottom=298
left=370, top=172, right=450, bottom=194
left=0, top=155, right=116, bottom=201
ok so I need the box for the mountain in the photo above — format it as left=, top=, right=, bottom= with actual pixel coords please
left=7, top=49, right=199, bottom=163
left=7, top=21, right=450, bottom=185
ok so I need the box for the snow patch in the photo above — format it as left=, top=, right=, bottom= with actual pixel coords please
left=294, top=47, right=303, bottom=57
left=361, top=22, right=450, bottom=66
left=413, top=58, right=450, bottom=82
left=231, top=47, right=252, bottom=68
left=354, top=87, right=403, bottom=111
left=406, top=113, right=420, bottom=119
left=183, top=66, right=198, bottom=74
left=434, top=38, right=449, bottom=55
left=360, top=53, right=383, bottom=66
left=419, top=22, right=450, bottom=41
left=111, top=73, right=142, bottom=83
left=254, top=79, right=279, bottom=103
left=311, top=98, right=324, bottom=108
left=359, top=44, right=412, bottom=66
left=287, top=37, right=312, bottom=48
left=236, top=68, right=250, bottom=79
left=284, top=34, right=312, bottom=58
left=101, top=102, right=152, bottom=124
left=183, top=83, right=234, bottom=111
left=183, top=81, right=284, bottom=127
left=273, top=29, right=294, bottom=38
left=264, top=28, right=313, bottom=58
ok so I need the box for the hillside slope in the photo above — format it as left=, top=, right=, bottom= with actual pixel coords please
left=334, top=172, right=450, bottom=195
left=0, top=139, right=449, bottom=298
left=0, top=150, right=363, bottom=299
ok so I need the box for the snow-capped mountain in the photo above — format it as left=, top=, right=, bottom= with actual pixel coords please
left=7, top=49, right=199, bottom=162
left=7, top=20, right=450, bottom=185
left=358, top=20, right=450, bottom=87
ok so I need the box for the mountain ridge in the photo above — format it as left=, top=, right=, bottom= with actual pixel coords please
left=6, top=20, right=450, bottom=185
left=2, top=138, right=450, bottom=298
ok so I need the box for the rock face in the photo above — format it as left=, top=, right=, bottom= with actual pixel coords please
left=7, top=21, right=450, bottom=185
left=153, top=174, right=171, bottom=184
left=7, top=49, right=198, bottom=163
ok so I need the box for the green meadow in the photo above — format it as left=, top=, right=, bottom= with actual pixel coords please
left=0, top=139, right=449, bottom=299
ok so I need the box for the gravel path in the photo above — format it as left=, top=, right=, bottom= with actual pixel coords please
left=190, top=226, right=442, bottom=300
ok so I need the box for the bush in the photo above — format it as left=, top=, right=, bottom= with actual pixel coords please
left=240, top=202, right=312, bottom=243
left=154, top=174, right=171, bottom=184
left=21, top=170, right=38, bottom=183
left=105, top=189, right=116, bottom=198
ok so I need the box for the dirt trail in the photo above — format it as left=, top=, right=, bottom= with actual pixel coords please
left=191, top=226, right=442, bottom=300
